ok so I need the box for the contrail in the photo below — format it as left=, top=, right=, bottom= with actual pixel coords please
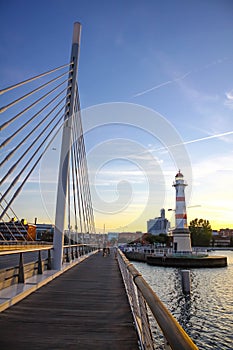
left=157, top=130, right=233, bottom=152
left=132, top=57, right=229, bottom=98
left=178, top=130, right=233, bottom=146
left=133, top=71, right=192, bottom=98
left=131, top=130, right=233, bottom=158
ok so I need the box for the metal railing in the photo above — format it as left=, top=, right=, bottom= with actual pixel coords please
left=0, top=244, right=97, bottom=289
left=117, top=248, right=198, bottom=350
left=0, top=246, right=53, bottom=288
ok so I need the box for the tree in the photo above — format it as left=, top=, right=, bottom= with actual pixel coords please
left=145, top=233, right=170, bottom=246
left=189, top=218, right=212, bottom=246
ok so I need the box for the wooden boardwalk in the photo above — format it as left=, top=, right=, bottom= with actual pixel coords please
left=0, top=251, right=139, bottom=350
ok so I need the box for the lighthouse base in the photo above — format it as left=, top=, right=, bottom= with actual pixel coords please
left=172, top=228, right=192, bottom=253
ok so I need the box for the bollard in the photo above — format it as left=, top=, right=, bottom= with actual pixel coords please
left=181, top=270, right=191, bottom=294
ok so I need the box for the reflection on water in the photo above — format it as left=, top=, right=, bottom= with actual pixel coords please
left=133, top=251, right=233, bottom=350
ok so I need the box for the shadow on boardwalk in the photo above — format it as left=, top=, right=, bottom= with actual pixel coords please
left=0, top=251, right=139, bottom=350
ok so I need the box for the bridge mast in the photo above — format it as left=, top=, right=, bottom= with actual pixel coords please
left=53, top=22, right=81, bottom=270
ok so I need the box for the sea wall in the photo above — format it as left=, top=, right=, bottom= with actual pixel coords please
left=124, top=252, right=227, bottom=268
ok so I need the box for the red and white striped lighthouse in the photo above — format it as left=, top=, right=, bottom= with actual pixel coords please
left=172, top=170, right=192, bottom=253
left=173, top=170, right=188, bottom=229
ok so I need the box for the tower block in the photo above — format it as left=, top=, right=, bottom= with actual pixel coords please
left=172, top=171, right=192, bottom=253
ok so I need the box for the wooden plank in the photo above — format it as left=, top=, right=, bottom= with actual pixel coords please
left=0, top=251, right=139, bottom=349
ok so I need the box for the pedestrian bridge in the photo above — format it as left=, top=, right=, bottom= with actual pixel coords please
left=0, top=245, right=198, bottom=349
left=0, top=249, right=139, bottom=350
left=0, top=22, right=198, bottom=349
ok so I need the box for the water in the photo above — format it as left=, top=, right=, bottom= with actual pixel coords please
left=133, top=251, right=233, bottom=350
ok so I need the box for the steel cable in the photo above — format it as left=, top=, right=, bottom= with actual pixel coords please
left=0, top=110, right=67, bottom=206
left=1, top=100, right=70, bottom=186
left=0, top=62, right=73, bottom=95
left=1, top=90, right=69, bottom=167
left=0, top=77, right=72, bottom=133
left=0, top=69, right=73, bottom=114
left=0, top=194, right=33, bottom=240
left=0, top=121, right=65, bottom=221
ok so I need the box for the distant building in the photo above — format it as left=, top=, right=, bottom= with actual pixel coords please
left=219, top=228, right=233, bottom=237
left=36, top=223, right=54, bottom=241
left=212, top=230, right=219, bottom=236
left=147, top=209, right=170, bottom=235
left=211, top=236, right=231, bottom=247
left=107, top=232, right=119, bottom=243
left=211, top=228, right=233, bottom=247
left=0, top=219, right=36, bottom=241
left=118, top=231, right=143, bottom=244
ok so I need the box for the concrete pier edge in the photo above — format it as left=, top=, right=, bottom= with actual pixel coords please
left=124, top=251, right=227, bottom=268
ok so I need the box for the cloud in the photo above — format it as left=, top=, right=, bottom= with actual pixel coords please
left=224, top=89, right=233, bottom=110
left=226, top=90, right=233, bottom=100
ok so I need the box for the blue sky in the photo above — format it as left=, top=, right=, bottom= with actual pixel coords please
left=1, top=0, right=233, bottom=232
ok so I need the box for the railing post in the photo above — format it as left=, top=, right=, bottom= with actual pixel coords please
left=53, top=22, right=82, bottom=270
left=18, top=252, right=25, bottom=283
left=66, top=247, right=71, bottom=262
left=75, top=245, right=79, bottom=258
left=47, top=249, right=52, bottom=270
left=38, top=250, right=43, bottom=274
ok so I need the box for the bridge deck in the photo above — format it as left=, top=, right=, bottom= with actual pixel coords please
left=0, top=251, right=139, bottom=350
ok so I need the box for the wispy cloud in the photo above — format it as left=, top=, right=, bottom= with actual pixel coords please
left=224, top=89, right=233, bottom=110
left=226, top=90, right=233, bottom=100
left=132, top=71, right=192, bottom=98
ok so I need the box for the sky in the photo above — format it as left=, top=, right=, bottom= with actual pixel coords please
left=1, top=0, right=233, bottom=233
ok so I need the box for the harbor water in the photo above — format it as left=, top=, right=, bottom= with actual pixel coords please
left=133, top=250, right=233, bottom=350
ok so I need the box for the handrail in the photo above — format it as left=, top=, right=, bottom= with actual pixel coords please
left=0, top=245, right=53, bottom=256
left=0, top=243, right=97, bottom=289
left=117, top=249, right=198, bottom=350
left=0, top=242, right=96, bottom=256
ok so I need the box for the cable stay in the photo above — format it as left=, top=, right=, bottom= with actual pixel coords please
left=0, top=69, right=73, bottom=114
left=0, top=62, right=73, bottom=95
left=0, top=92, right=69, bottom=168
left=1, top=23, right=96, bottom=247
left=0, top=77, right=72, bottom=135
left=0, top=121, right=64, bottom=221
left=0, top=194, right=34, bottom=241
left=1, top=101, right=69, bottom=186
left=66, top=86, right=95, bottom=239
left=0, top=108, right=67, bottom=206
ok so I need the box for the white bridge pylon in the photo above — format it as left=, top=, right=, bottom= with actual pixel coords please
left=53, top=22, right=95, bottom=270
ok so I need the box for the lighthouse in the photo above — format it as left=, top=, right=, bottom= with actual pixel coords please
left=172, top=170, right=192, bottom=253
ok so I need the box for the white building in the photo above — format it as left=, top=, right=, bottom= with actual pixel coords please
left=147, top=209, right=170, bottom=235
